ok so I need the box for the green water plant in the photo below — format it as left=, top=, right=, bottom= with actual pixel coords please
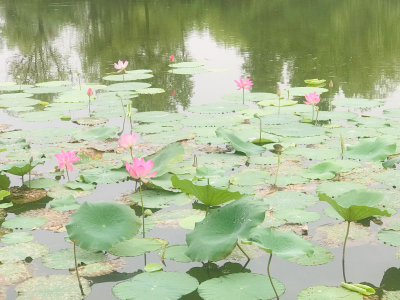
left=273, top=144, right=283, bottom=186
left=216, top=128, right=265, bottom=156
left=234, top=78, right=254, bottom=104
left=1, top=158, right=46, bottom=183
left=319, top=189, right=392, bottom=282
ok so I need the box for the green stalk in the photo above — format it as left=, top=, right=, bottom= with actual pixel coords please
left=130, top=148, right=134, bottom=161
left=342, top=221, right=351, bottom=283
left=315, top=109, right=319, bottom=125
left=274, top=154, right=280, bottom=186
left=312, top=106, right=315, bottom=122
left=236, top=241, right=250, bottom=261
left=65, top=167, right=70, bottom=181
left=88, top=96, right=91, bottom=114
left=28, top=160, right=32, bottom=188
left=259, top=117, right=262, bottom=142
left=117, top=94, right=126, bottom=116
left=278, top=98, right=281, bottom=114
left=73, top=243, right=85, bottom=296
left=129, top=115, right=133, bottom=134
left=205, top=205, right=209, bottom=216
left=267, top=253, right=279, bottom=300
left=139, top=180, right=145, bottom=238
left=242, top=88, right=245, bottom=105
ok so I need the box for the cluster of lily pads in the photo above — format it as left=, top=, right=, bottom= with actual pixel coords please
left=0, top=61, right=400, bottom=300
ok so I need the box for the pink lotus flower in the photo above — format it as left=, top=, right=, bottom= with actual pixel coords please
left=170, top=54, right=175, bottom=62
left=234, top=78, right=253, bottom=91
left=118, top=133, right=136, bottom=150
left=114, top=60, right=129, bottom=73
left=329, top=80, right=333, bottom=88
left=125, top=158, right=157, bottom=183
left=304, top=92, right=321, bottom=106
left=55, top=150, right=80, bottom=172
left=87, top=88, right=93, bottom=97
left=277, top=88, right=281, bottom=97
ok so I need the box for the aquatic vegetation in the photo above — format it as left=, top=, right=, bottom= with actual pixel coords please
left=114, top=60, right=129, bottom=73
left=55, top=150, right=80, bottom=181
left=234, top=77, right=254, bottom=104
left=118, top=133, right=136, bottom=158
left=303, top=92, right=321, bottom=121
left=170, top=54, right=175, bottom=62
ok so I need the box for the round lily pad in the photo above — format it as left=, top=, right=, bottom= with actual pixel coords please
left=72, top=258, right=126, bottom=277
left=0, top=98, right=40, bottom=107
left=108, top=238, right=168, bottom=257
left=257, top=99, right=298, bottom=107
left=15, top=275, right=91, bottom=299
left=0, top=263, right=33, bottom=286
left=1, top=232, right=34, bottom=244
left=23, top=178, right=58, bottom=189
left=23, top=86, right=70, bottom=94
left=181, top=115, right=244, bottom=127
left=158, top=245, right=192, bottom=263
left=301, top=161, right=343, bottom=180
left=265, top=175, right=309, bottom=186
left=30, top=127, right=80, bottom=137
left=179, top=215, right=205, bottom=230
left=283, top=147, right=340, bottom=161
left=324, top=159, right=362, bottom=173
left=19, top=111, right=64, bottom=122
left=36, top=81, right=72, bottom=87
left=105, top=82, right=152, bottom=91
left=168, top=68, right=208, bottom=74
left=188, top=103, right=248, bottom=114
left=133, top=111, right=187, bottom=123
left=0, top=242, right=49, bottom=263
left=327, top=127, right=379, bottom=139
left=373, top=170, right=400, bottom=188
left=90, top=106, right=133, bottom=118
left=248, top=156, right=281, bottom=165
left=316, top=182, right=367, bottom=198
left=0, top=92, right=34, bottom=99
left=130, top=190, right=191, bottom=208
left=383, top=108, right=400, bottom=119
left=47, top=184, right=92, bottom=199
left=316, top=222, right=370, bottom=243
left=73, top=125, right=119, bottom=141
left=380, top=189, right=400, bottom=209
left=0, top=84, right=34, bottom=91
left=72, top=117, right=108, bottom=126
left=42, top=248, right=105, bottom=270
left=300, top=110, right=358, bottom=121
left=113, top=271, right=199, bottom=300
left=49, top=195, right=80, bottom=211
left=102, top=73, right=153, bottom=81
left=377, top=230, right=400, bottom=247
left=348, top=117, right=394, bottom=127
left=230, top=169, right=271, bottom=185
left=264, top=191, right=319, bottom=209
left=133, top=123, right=183, bottom=134
left=135, top=88, right=165, bottom=94
left=251, top=114, right=301, bottom=125
left=297, top=286, right=363, bottom=300
left=170, top=62, right=207, bottom=68
left=44, top=102, right=88, bottom=111
left=198, top=273, right=285, bottom=300
left=142, top=131, right=195, bottom=143
left=2, top=217, right=47, bottom=229
left=286, top=87, right=328, bottom=96
left=289, top=246, right=334, bottom=266
left=273, top=208, right=321, bottom=223
left=263, top=123, right=326, bottom=137
left=72, top=84, right=107, bottom=91
left=222, top=92, right=277, bottom=102
left=332, top=98, right=384, bottom=108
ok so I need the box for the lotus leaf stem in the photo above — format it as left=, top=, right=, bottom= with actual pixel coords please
left=139, top=180, right=145, bottom=238
left=274, top=154, right=281, bottom=186
left=267, top=253, right=279, bottom=300
left=28, top=162, right=32, bottom=188
left=205, top=205, right=209, bottom=216
left=117, top=94, right=126, bottom=116
left=312, top=106, right=315, bottom=122
left=257, top=116, right=262, bottom=143
left=315, top=109, right=319, bottom=125
left=342, top=221, right=351, bottom=283
left=278, top=98, right=281, bottom=115
left=73, top=243, right=85, bottom=296
left=236, top=241, right=250, bottom=261
left=242, top=88, right=245, bottom=105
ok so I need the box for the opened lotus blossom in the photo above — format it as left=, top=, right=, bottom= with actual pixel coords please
left=114, top=60, right=129, bottom=73
left=170, top=54, right=175, bottom=62
left=55, top=150, right=80, bottom=172
left=118, top=133, right=136, bottom=150
left=234, top=78, right=253, bottom=91
left=304, top=92, right=321, bottom=106
left=125, top=157, right=157, bottom=183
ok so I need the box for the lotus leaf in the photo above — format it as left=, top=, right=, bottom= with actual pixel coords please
left=23, top=178, right=58, bottom=189
left=19, top=111, right=64, bottom=122
left=238, top=108, right=273, bottom=118
left=71, top=258, right=126, bottom=277
left=133, top=122, right=183, bottom=134
left=297, top=286, right=363, bottom=300
left=216, top=128, right=265, bottom=156
left=72, top=84, right=107, bottom=90
left=265, top=175, right=309, bottom=186
left=188, top=102, right=248, bottom=114
left=47, top=184, right=92, bottom=199
left=283, top=146, right=340, bottom=160
left=348, top=117, right=394, bottom=127
left=185, top=197, right=269, bottom=261
left=332, top=98, right=384, bottom=108
left=66, top=202, right=141, bottom=250
left=1, top=232, right=34, bottom=244
left=158, top=245, right=192, bottom=263
left=264, top=191, right=319, bottom=209
left=230, top=168, right=270, bottom=185
left=263, top=123, right=326, bottom=137
left=300, top=110, right=358, bottom=121
left=373, top=170, right=400, bottom=187
left=44, top=102, right=88, bottom=111
left=316, top=182, right=367, bottom=198
left=130, top=190, right=191, bottom=208
left=168, top=67, right=208, bottom=74
left=377, top=230, right=400, bottom=247
left=49, top=195, right=80, bottom=211
left=0, top=98, right=40, bottom=107
left=142, top=131, right=195, bottom=143
left=344, top=137, right=396, bottom=161
left=103, top=73, right=153, bottom=81
left=136, top=88, right=165, bottom=94
left=273, top=208, right=321, bottom=223
left=42, top=247, right=105, bottom=269
left=79, top=165, right=128, bottom=184
left=289, top=246, right=334, bottom=266
left=0, top=263, right=33, bottom=286
left=248, top=156, right=280, bottom=165
left=383, top=108, right=400, bottom=119
left=91, top=106, right=133, bottom=118
left=145, top=142, right=185, bottom=177
left=105, top=82, right=152, bottom=91
left=181, top=115, right=244, bottom=127
left=302, top=161, right=343, bottom=180
left=36, top=80, right=72, bottom=87
left=0, top=242, right=49, bottom=263
left=170, top=62, right=206, bottom=68
left=108, top=237, right=168, bottom=257
left=179, top=215, right=206, bottom=230
left=251, top=114, right=301, bottom=125
left=286, top=87, right=328, bottom=96
left=3, top=216, right=47, bottom=229
left=64, top=181, right=96, bottom=191
left=133, top=111, right=186, bottom=123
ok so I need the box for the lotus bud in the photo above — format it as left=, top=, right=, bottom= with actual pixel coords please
left=329, top=80, right=333, bottom=88
left=254, top=113, right=260, bottom=119
left=277, top=88, right=281, bottom=97
left=273, top=144, right=283, bottom=154
left=87, top=88, right=93, bottom=97
left=144, top=209, right=152, bottom=216
left=29, top=156, right=33, bottom=163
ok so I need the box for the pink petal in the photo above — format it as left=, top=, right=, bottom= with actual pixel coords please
left=66, top=163, right=73, bottom=172
left=145, top=171, right=158, bottom=179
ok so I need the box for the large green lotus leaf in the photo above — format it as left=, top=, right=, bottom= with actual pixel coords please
left=0, top=190, right=10, bottom=200
left=216, top=128, right=265, bottom=156
left=332, top=98, right=384, bottom=108
left=0, top=242, right=49, bottom=263
left=382, top=291, right=400, bottom=300
left=168, top=68, right=208, bottom=74
left=103, top=73, right=153, bottom=81
left=64, top=181, right=95, bottom=191
left=189, top=127, right=217, bottom=137
left=289, top=245, right=334, bottom=266
left=90, top=106, right=132, bottom=118
left=286, top=87, right=328, bottom=96
left=23, top=178, right=58, bottom=189
left=250, top=114, right=301, bottom=125
left=264, top=191, right=319, bottom=209
left=248, top=156, right=281, bottom=165
left=72, top=84, right=107, bottom=91
left=0, top=98, right=40, bottom=107
left=377, top=230, right=400, bottom=247
left=145, top=142, right=185, bottom=178
left=327, top=127, right=378, bottom=139
left=24, top=86, right=70, bottom=94
left=319, top=190, right=391, bottom=221
left=297, top=286, right=363, bottom=300
left=373, top=170, right=400, bottom=188
left=113, top=271, right=199, bottom=300
left=383, top=157, right=400, bottom=169
left=142, top=131, right=195, bottom=144
left=19, top=111, right=64, bottom=122
left=104, top=82, right=152, bottom=91
left=257, top=99, right=298, bottom=107
left=6, top=147, right=60, bottom=161
left=0, top=174, right=10, bottom=189
left=133, top=123, right=183, bottom=134
left=244, top=226, right=314, bottom=259
left=44, top=102, right=88, bottom=111
left=273, top=208, right=321, bottom=223
left=230, top=168, right=270, bottom=185
left=15, top=275, right=91, bottom=300
left=70, top=258, right=126, bottom=277
left=344, top=137, right=396, bottom=161
left=282, top=146, right=340, bottom=160
left=222, top=92, right=277, bottom=102
left=129, top=190, right=191, bottom=208
left=49, top=195, right=80, bottom=211
left=42, top=247, right=105, bottom=269
left=263, top=123, right=326, bottom=137
left=181, top=115, right=244, bottom=127
left=348, top=117, right=395, bottom=127
left=170, top=62, right=207, bottom=68
left=323, top=159, right=362, bottom=172
left=158, top=245, right=192, bottom=263
left=266, top=104, right=313, bottom=114
left=73, top=125, right=119, bottom=141
left=136, top=88, right=165, bottom=94
left=238, top=108, right=273, bottom=118
left=0, top=138, right=29, bottom=151
left=198, top=273, right=285, bottom=300
left=185, top=197, right=268, bottom=261
left=30, top=127, right=80, bottom=137
left=66, top=202, right=141, bottom=250
left=232, top=128, right=278, bottom=144
left=47, top=184, right=92, bottom=199
left=196, top=165, right=225, bottom=178
left=299, top=110, right=358, bottom=121
left=0, top=263, right=33, bottom=286
left=79, top=165, right=128, bottom=184
left=265, top=175, right=309, bottom=186
left=188, top=103, right=248, bottom=114
left=316, top=182, right=367, bottom=198
left=0, top=92, right=33, bottom=99
left=171, top=175, right=243, bottom=206
left=36, top=80, right=72, bottom=87
left=108, top=237, right=168, bottom=257
left=383, top=108, right=400, bottom=119
left=1, top=232, right=34, bottom=244
left=301, top=161, right=342, bottom=180
left=3, top=216, right=47, bottom=229
left=133, top=111, right=186, bottom=123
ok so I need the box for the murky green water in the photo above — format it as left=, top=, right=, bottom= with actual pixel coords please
left=1, top=1, right=400, bottom=299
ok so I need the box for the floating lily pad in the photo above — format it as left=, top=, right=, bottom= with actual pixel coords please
left=181, top=115, right=244, bottom=127
left=297, top=286, right=363, bottom=300
left=382, top=291, right=400, bottom=299
left=102, top=73, right=153, bottom=81
left=377, top=230, right=400, bottom=247
left=230, top=168, right=270, bottom=185
left=135, top=88, right=165, bottom=94
left=19, top=111, right=64, bottom=122
left=265, top=175, right=309, bottom=186
left=264, top=191, right=319, bottom=209
left=0, top=93, right=34, bottom=99
left=44, top=102, right=88, bottom=111
left=258, top=99, right=298, bottom=107
left=251, top=114, right=301, bottom=125
left=108, top=237, right=168, bottom=257
left=0, top=263, right=33, bottom=286
left=73, top=126, right=119, bottom=141
left=6, top=146, right=61, bottom=160
left=316, top=222, right=370, bottom=244
left=72, top=84, right=107, bottom=91
left=49, top=195, right=80, bottom=211
left=300, top=111, right=358, bottom=121
left=238, top=109, right=273, bottom=118
left=324, top=159, right=362, bottom=173
left=286, top=87, right=328, bottom=96
left=133, top=123, right=183, bottom=134
left=179, top=215, right=206, bottom=230
left=222, top=92, right=277, bottom=102
left=0, top=98, right=40, bottom=107
left=188, top=103, right=248, bottom=114
left=113, top=271, right=199, bottom=300
left=348, top=117, right=394, bottom=127
left=36, top=81, right=72, bottom=87
left=0, top=242, right=49, bottom=263
left=332, top=98, right=384, bottom=108
left=142, top=131, right=195, bottom=143
left=158, top=245, right=192, bottom=263
left=15, top=275, right=91, bottom=299
left=129, top=190, right=191, bottom=208
left=383, top=108, right=400, bottom=119
left=263, top=123, right=326, bottom=137
left=64, top=181, right=96, bottom=191
left=47, top=184, right=92, bottom=199
left=216, top=128, right=266, bottom=156
left=2, top=217, right=47, bottom=229
left=301, top=161, right=342, bottom=180
left=23, top=178, right=58, bottom=189
left=380, top=189, right=400, bottom=208
left=327, top=127, right=378, bottom=139
left=195, top=137, right=229, bottom=144
left=23, top=86, right=70, bottom=94
left=133, top=111, right=186, bottom=123
left=42, top=247, right=105, bottom=269
left=1, top=232, right=34, bottom=244
left=72, top=117, right=108, bottom=126
left=198, top=273, right=285, bottom=300
left=283, top=147, right=341, bottom=161
left=105, top=82, right=152, bottom=91
left=316, top=182, right=367, bottom=198
left=273, top=209, right=321, bottom=223
left=72, top=258, right=126, bottom=277
left=170, top=62, right=207, bottom=68
left=373, top=170, right=400, bottom=188
left=80, top=165, right=128, bottom=184
left=289, top=246, right=334, bottom=266
left=344, top=137, right=396, bottom=162
left=248, top=156, right=280, bottom=165
left=31, top=127, right=80, bottom=137
left=168, top=67, right=208, bottom=74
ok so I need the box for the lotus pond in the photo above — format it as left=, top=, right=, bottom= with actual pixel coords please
left=1, top=1, right=400, bottom=300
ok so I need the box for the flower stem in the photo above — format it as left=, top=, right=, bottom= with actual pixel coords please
left=118, top=95, right=126, bottom=116
left=274, top=154, right=280, bottom=186
left=65, top=167, right=70, bottom=181
left=315, top=110, right=319, bottom=125
left=130, top=148, right=134, bottom=161
left=236, top=241, right=250, bottom=261
left=342, top=221, right=351, bottom=283
left=29, top=163, right=32, bottom=188
left=278, top=98, right=281, bottom=115
left=129, top=115, right=133, bottom=134
left=139, top=180, right=145, bottom=238
left=312, top=106, right=315, bottom=121
left=88, top=96, right=91, bottom=114
left=259, top=117, right=262, bottom=143
left=242, top=88, right=244, bottom=105
left=267, top=253, right=279, bottom=300
left=73, top=243, right=85, bottom=296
